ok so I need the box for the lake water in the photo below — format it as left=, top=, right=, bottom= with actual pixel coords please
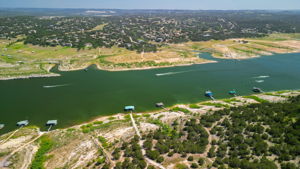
left=1, top=53, right=300, bottom=134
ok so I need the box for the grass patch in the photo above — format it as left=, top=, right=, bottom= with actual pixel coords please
left=201, top=102, right=229, bottom=108
left=276, top=90, right=290, bottom=94
left=31, top=136, right=54, bottom=169
left=175, top=163, right=189, bottom=169
left=231, top=47, right=260, bottom=55
left=90, top=23, right=108, bottom=31
left=81, top=119, right=131, bottom=133
left=243, top=96, right=268, bottom=103
left=142, top=114, right=151, bottom=118
left=254, top=41, right=293, bottom=50
left=189, top=104, right=202, bottom=109
left=171, top=107, right=191, bottom=114
left=0, top=152, right=8, bottom=158
left=223, top=98, right=240, bottom=103
left=108, top=117, right=116, bottom=121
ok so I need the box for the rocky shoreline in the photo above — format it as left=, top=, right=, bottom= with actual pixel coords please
left=0, top=73, right=60, bottom=80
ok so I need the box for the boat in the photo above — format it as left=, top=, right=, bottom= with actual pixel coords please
left=84, top=68, right=88, bottom=72
left=252, top=87, right=262, bottom=93
left=205, top=90, right=213, bottom=97
left=0, top=124, right=4, bottom=129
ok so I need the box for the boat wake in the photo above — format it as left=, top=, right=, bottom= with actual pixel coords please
left=43, top=84, right=70, bottom=88
left=155, top=70, right=193, bottom=77
left=254, top=75, right=270, bottom=79
left=255, top=80, right=265, bottom=83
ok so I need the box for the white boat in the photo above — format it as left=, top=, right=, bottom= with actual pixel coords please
left=0, top=124, right=4, bottom=129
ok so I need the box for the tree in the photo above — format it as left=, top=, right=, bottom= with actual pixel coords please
left=198, top=158, right=205, bottom=166
left=187, top=156, right=194, bottom=161
left=191, top=163, right=199, bottom=168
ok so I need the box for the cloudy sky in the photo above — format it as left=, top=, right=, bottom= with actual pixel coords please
left=0, top=0, right=299, bottom=10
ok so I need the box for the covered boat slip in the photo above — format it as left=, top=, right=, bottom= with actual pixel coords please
left=124, top=106, right=135, bottom=111
left=16, top=120, right=29, bottom=127
left=46, top=120, right=58, bottom=126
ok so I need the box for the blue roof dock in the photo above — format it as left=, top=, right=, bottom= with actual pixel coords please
left=229, top=90, right=237, bottom=95
left=124, top=106, right=135, bottom=111
left=205, top=90, right=213, bottom=97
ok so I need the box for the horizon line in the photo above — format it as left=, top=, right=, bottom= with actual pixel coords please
left=0, top=7, right=300, bottom=11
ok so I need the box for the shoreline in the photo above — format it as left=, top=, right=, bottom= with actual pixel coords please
left=1, top=89, right=299, bottom=136
left=0, top=60, right=217, bottom=81
left=0, top=73, right=60, bottom=80
left=1, top=50, right=300, bottom=81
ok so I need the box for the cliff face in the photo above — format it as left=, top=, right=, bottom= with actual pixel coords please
left=0, top=90, right=299, bottom=169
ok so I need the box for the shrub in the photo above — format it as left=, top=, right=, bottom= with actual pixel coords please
left=191, top=163, right=199, bottom=168
left=188, top=156, right=194, bottom=161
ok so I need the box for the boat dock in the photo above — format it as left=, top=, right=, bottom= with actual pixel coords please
left=155, top=102, right=164, bottom=108
left=228, top=90, right=237, bottom=97
left=16, top=120, right=29, bottom=127
left=124, top=106, right=135, bottom=111
left=46, top=120, right=58, bottom=131
left=205, top=90, right=215, bottom=100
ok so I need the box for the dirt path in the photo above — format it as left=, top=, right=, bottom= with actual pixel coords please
left=0, top=132, right=44, bottom=168
left=92, top=137, right=115, bottom=167
left=130, top=112, right=166, bottom=169
left=20, top=145, right=38, bottom=169
left=130, top=113, right=141, bottom=138
left=0, top=128, right=21, bottom=145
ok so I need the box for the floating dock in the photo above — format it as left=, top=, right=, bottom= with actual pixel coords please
left=16, top=120, right=29, bottom=127
left=155, top=102, right=164, bottom=108
left=124, top=106, right=135, bottom=111
left=228, top=90, right=237, bottom=96
left=46, top=120, right=58, bottom=126
left=0, top=124, right=4, bottom=129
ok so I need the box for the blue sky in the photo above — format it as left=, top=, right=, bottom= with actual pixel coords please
left=0, top=0, right=300, bottom=10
